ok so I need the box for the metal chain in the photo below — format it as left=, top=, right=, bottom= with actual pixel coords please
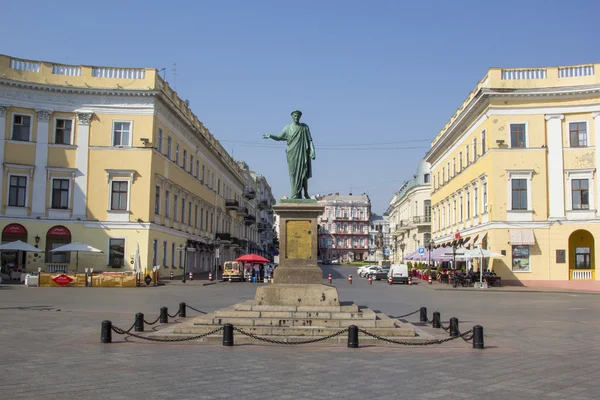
left=144, top=315, right=161, bottom=325
left=167, top=311, right=180, bottom=318
left=392, top=309, right=420, bottom=319
left=186, top=305, right=207, bottom=314
left=460, top=332, right=474, bottom=342
left=233, top=327, right=349, bottom=345
left=357, top=328, right=473, bottom=346
left=111, top=325, right=224, bottom=342
left=440, top=324, right=450, bottom=332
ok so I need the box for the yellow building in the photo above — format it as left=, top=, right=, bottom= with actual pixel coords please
left=425, top=63, right=600, bottom=288
left=0, top=54, right=273, bottom=279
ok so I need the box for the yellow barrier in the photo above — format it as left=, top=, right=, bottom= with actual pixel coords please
left=39, top=272, right=138, bottom=287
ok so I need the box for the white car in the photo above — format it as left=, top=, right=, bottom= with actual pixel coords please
left=359, top=265, right=381, bottom=278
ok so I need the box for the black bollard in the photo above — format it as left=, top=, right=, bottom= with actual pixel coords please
left=347, top=325, right=359, bottom=348
left=101, top=320, right=112, bottom=343
left=179, top=302, right=186, bottom=318
left=135, top=313, right=144, bottom=332
left=223, top=323, right=234, bottom=346
left=472, top=325, right=484, bottom=349
left=432, top=311, right=441, bottom=328
left=449, top=317, right=459, bottom=337
left=160, top=307, right=168, bottom=323
left=420, top=307, right=428, bottom=322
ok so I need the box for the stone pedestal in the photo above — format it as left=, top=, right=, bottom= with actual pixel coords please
left=375, top=249, right=384, bottom=262
left=254, top=200, right=340, bottom=306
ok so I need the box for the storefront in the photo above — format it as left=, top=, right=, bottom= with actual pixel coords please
left=45, top=226, right=72, bottom=269
left=1, top=223, right=28, bottom=278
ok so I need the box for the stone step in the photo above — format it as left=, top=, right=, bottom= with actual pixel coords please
left=192, top=316, right=397, bottom=328
left=174, top=323, right=415, bottom=337
left=233, top=301, right=360, bottom=313
left=213, top=309, right=377, bottom=320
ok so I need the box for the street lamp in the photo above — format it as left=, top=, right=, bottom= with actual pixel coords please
left=426, top=239, right=433, bottom=278
left=399, top=242, right=406, bottom=263
left=215, top=237, right=221, bottom=281
left=181, top=243, right=188, bottom=283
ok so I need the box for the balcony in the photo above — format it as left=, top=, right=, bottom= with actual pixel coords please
left=243, top=187, right=256, bottom=200
left=225, top=199, right=239, bottom=210
left=244, top=215, right=256, bottom=225
left=238, top=207, right=248, bottom=216
left=216, top=232, right=231, bottom=242
left=413, top=215, right=431, bottom=225
left=257, top=199, right=269, bottom=210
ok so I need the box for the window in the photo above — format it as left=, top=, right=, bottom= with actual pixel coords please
left=212, top=173, right=215, bottom=189
left=466, top=145, right=470, bottom=166
left=167, top=136, right=172, bottom=159
left=171, top=243, right=175, bottom=267
left=483, top=182, right=488, bottom=213
left=155, top=186, right=160, bottom=215
left=447, top=162, right=450, bottom=179
left=466, top=191, right=470, bottom=219
left=163, top=241, right=168, bottom=266
left=109, top=238, right=125, bottom=268
left=437, top=172, right=440, bottom=187
left=51, top=179, right=69, bottom=209
left=194, top=205, right=198, bottom=227
left=569, top=122, right=587, bottom=147
left=173, top=195, right=179, bottom=221
left=201, top=208, right=204, bottom=230
left=12, top=115, right=31, bottom=141
left=474, top=187, right=478, bottom=216
left=165, top=190, right=170, bottom=218
left=424, top=200, right=431, bottom=219
left=218, top=179, right=221, bottom=195
left=205, top=210, right=209, bottom=231
left=152, top=240, right=158, bottom=267
left=202, top=165, right=205, bottom=183
left=433, top=175, right=436, bottom=189
left=452, top=158, right=456, bottom=176
left=183, top=149, right=187, bottom=170
left=190, top=155, right=194, bottom=175
left=188, top=201, right=192, bottom=225
left=8, top=176, right=27, bottom=207
left=473, top=138, right=478, bottom=160
left=481, top=130, right=486, bottom=154
left=458, top=152, right=463, bottom=172
left=511, top=179, right=527, bottom=210
left=510, top=123, right=527, bottom=148
left=175, top=143, right=180, bottom=165
left=195, top=160, right=200, bottom=178
left=459, top=196, right=463, bottom=222
left=181, top=197, right=185, bottom=223
left=157, top=128, right=163, bottom=153
left=179, top=248, right=183, bottom=268
left=442, top=167, right=445, bottom=183
left=572, top=179, right=589, bottom=210
left=55, top=119, right=73, bottom=144
left=110, top=181, right=128, bottom=210
left=112, top=121, right=131, bottom=146
left=424, top=173, right=430, bottom=184
left=512, top=245, right=530, bottom=272
left=575, top=247, right=591, bottom=269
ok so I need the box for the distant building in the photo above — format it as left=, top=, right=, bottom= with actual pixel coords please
left=368, top=215, right=391, bottom=261
left=316, top=193, right=371, bottom=262
left=388, top=159, right=432, bottom=262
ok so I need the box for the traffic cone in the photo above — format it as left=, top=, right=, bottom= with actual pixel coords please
left=348, top=275, right=353, bottom=284
left=189, top=272, right=193, bottom=281
left=170, top=271, right=173, bottom=280
left=408, top=277, right=412, bottom=286
left=208, top=272, right=212, bottom=281
left=229, top=276, right=232, bottom=282
left=368, top=276, right=373, bottom=285
left=428, top=276, right=432, bottom=285
left=388, top=276, right=393, bottom=285
left=328, top=274, right=332, bottom=284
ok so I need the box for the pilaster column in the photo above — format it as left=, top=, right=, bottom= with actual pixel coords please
left=545, top=114, right=565, bottom=219
left=0, top=105, right=8, bottom=215
left=73, top=112, right=93, bottom=220
left=594, top=112, right=600, bottom=217
left=31, top=109, right=52, bottom=217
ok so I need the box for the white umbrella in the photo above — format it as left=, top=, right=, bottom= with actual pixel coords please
left=0, top=240, right=43, bottom=253
left=51, top=242, right=103, bottom=272
left=463, top=248, right=504, bottom=286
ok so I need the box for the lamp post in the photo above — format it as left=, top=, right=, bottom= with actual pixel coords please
left=452, top=241, right=458, bottom=271
left=400, top=242, right=406, bottom=263
left=215, top=237, right=221, bottom=282
left=181, top=243, right=188, bottom=283
left=426, top=239, right=433, bottom=278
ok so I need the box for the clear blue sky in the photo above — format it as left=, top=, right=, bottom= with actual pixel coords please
left=2, top=0, right=598, bottom=213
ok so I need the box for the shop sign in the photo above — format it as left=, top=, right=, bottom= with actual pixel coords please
left=2, top=224, right=27, bottom=235
left=52, top=274, right=74, bottom=286
left=48, top=226, right=71, bottom=237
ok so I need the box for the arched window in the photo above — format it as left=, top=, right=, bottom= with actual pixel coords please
left=46, top=226, right=71, bottom=264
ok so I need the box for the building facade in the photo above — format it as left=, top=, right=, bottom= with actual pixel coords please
left=388, top=159, right=432, bottom=262
left=0, top=54, right=274, bottom=278
left=426, top=62, right=600, bottom=286
left=317, top=193, right=371, bottom=262
left=368, top=215, right=391, bottom=261
left=251, top=172, right=276, bottom=259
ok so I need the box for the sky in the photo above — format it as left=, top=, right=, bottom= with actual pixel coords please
left=2, top=0, right=599, bottom=213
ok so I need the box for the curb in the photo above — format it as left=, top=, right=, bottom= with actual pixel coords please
left=420, top=283, right=600, bottom=295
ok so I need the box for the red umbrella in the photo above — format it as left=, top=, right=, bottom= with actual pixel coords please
left=236, top=254, right=270, bottom=264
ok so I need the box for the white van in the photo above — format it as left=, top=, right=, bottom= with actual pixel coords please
left=388, top=264, right=409, bottom=284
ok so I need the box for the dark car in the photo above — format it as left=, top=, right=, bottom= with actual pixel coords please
left=368, top=267, right=390, bottom=280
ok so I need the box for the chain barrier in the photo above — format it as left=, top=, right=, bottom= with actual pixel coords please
left=123, top=321, right=136, bottom=333
left=167, top=310, right=180, bottom=318
left=233, top=327, right=349, bottom=345
left=144, top=315, right=161, bottom=325
left=440, top=324, right=450, bottom=332
left=186, top=305, right=207, bottom=314
left=460, top=331, right=474, bottom=342
left=111, top=325, right=224, bottom=342
left=392, top=309, right=420, bottom=319
left=357, top=328, right=473, bottom=346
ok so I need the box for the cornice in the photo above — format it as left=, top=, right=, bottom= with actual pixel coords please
left=0, top=77, right=158, bottom=97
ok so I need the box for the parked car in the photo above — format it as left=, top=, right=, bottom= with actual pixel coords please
left=388, top=264, right=410, bottom=284
left=368, top=267, right=390, bottom=280
left=331, top=260, right=339, bottom=264
left=359, top=265, right=381, bottom=278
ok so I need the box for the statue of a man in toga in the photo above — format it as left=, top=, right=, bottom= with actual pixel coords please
left=263, top=110, right=316, bottom=199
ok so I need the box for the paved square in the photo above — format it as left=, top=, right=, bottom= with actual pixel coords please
left=1, top=266, right=599, bottom=399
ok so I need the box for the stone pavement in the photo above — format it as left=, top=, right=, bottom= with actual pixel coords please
left=1, top=265, right=599, bottom=399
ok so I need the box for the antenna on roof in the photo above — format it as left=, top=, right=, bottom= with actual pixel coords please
left=172, top=63, right=178, bottom=90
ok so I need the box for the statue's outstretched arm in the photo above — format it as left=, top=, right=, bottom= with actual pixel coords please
left=263, top=127, right=288, bottom=142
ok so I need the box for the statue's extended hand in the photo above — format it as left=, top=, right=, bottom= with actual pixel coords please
left=263, top=134, right=271, bottom=139
left=310, top=150, right=316, bottom=160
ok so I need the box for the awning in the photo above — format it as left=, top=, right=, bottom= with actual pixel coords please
left=509, top=230, right=535, bottom=246
left=473, top=233, right=487, bottom=248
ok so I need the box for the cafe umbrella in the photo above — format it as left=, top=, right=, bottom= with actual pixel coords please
left=50, top=242, right=103, bottom=272
left=0, top=240, right=43, bottom=253
left=462, top=247, right=504, bottom=286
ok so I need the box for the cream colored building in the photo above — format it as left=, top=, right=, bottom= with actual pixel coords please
left=426, top=63, right=600, bottom=287
left=387, top=159, right=431, bottom=262
left=0, top=54, right=274, bottom=278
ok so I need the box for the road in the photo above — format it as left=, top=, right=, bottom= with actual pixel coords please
left=0, top=265, right=598, bottom=399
